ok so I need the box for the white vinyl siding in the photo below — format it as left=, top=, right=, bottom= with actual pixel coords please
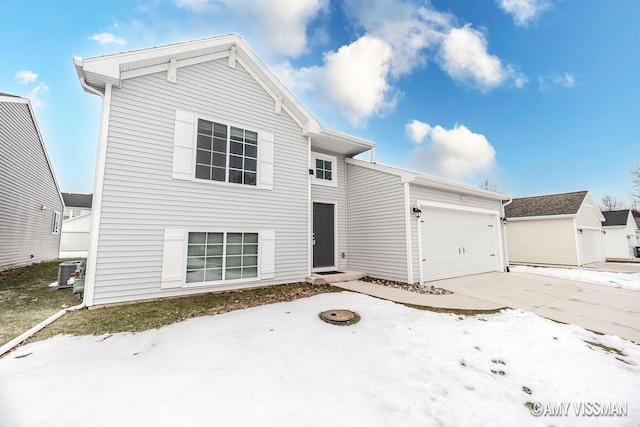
left=92, top=57, right=308, bottom=305
left=0, top=100, right=63, bottom=271
left=311, top=154, right=347, bottom=270
left=506, top=218, right=579, bottom=266
left=346, top=163, right=408, bottom=282
left=60, top=213, right=92, bottom=252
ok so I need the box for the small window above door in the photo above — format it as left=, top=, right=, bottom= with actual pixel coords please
left=311, top=152, right=337, bottom=187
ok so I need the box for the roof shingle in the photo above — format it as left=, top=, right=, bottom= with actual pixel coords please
left=505, top=191, right=588, bottom=218
left=602, top=210, right=631, bottom=227
left=62, top=193, right=93, bottom=208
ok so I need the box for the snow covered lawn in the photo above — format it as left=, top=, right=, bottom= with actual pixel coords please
left=1, top=292, right=638, bottom=426
left=511, top=265, right=640, bottom=291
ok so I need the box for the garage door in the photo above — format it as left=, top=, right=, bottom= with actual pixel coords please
left=421, top=208, right=498, bottom=281
left=579, top=229, right=603, bottom=265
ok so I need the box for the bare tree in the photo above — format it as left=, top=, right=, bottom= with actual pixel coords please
left=479, top=178, right=497, bottom=192
left=632, top=164, right=640, bottom=201
left=601, top=195, right=620, bottom=211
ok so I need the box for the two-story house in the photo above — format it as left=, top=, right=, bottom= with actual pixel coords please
left=74, top=34, right=511, bottom=307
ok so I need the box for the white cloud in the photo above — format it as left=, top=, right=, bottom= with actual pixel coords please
left=319, top=36, right=396, bottom=126
left=497, top=0, right=551, bottom=27
left=438, top=25, right=524, bottom=92
left=405, top=119, right=432, bottom=143
left=27, top=82, right=50, bottom=109
left=14, top=70, right=38, bottom=85
left=90, top=32, right=127, bottom=46
left=538, top=72, right=576, bottom=91
left=343, top=0, right=453, bottom=77
left=407, top=121, right=496, bottom=180
left=174, top=0, right=327, bottom=57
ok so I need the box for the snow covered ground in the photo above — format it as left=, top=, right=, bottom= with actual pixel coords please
left=511, top=265, right=640, bottom=291
left=1, top=292, right=638, bottom=426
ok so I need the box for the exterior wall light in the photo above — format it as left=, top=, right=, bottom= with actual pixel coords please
left=500, top=217, right=508, bottom=225
left=412, top=207, right=422, bottom=218
left=579, top=229, right=583, bottom=234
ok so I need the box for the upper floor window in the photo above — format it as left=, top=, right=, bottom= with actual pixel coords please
left=311, top=152, right=337, bottom=187
left=195, top=119, right=257, bottom=186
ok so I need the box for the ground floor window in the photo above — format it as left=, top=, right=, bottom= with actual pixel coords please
left=186, top=232, right=258, bottom=284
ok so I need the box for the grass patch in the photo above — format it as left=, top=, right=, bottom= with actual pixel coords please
left=402, top=303, right=506, bottom=316
left=31, top=283, right=340, bottom=343
left=0, top=259, right=83, bottom=346
left=584, top=340, right=625, bottom=356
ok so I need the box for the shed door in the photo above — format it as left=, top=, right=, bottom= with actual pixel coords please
left=313, top=203, right=335, bottom=268
left=421, top=208, right=498, bottom=281
left=579, top=229, right=603, bottom=265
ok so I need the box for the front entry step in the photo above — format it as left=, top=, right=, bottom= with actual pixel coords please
left=306, top=270, right=365, bottom=285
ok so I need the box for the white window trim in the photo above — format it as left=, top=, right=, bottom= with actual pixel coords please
left=311, top=152, right=337, bottom=187
left=192, top=116, right=260, bottom=188
left=51, top=211, right=61, bottom=234
left=182, top=230, right=261, bottom=288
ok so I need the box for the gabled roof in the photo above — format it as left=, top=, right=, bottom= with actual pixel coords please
left=62, top=193, right=93, bottom=209
left=505, top=191, right=590, bottom=218
left=0, top=93, right=64, bottom=207
left=73, top=33, right=374, bottom=157
left=601, top=209, right=635, bottom=227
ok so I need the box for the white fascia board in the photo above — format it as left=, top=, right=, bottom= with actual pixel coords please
left=507, top=214, right=576, bottom=221
left=317, top=128, right=375, bottom=151
left=345, top=158, right=415, bottom=182
left=346, top=159, right=510, bottom=201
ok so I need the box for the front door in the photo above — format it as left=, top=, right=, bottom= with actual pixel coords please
left=313, top=202, right=335, bottom=268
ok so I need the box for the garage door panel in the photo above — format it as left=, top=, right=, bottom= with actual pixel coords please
left=421, top=208, right=498, bottom=282
left=579, top=229, right=604, bottom=265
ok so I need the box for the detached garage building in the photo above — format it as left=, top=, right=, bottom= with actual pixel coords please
left=505, top=191, right=605, bottom=266
left=601, top=210, right=639, bottom=260
left=346, top=160, right=511, bottom=284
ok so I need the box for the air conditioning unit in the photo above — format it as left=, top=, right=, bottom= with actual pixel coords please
left=57, top=260, right=84, bottom=289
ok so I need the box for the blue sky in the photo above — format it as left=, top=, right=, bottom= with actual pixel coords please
left=1, top=0, right=638, bottom=207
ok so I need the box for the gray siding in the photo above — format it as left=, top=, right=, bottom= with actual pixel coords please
left=311, top=153, right=347, bottom=270
left=346, top=164, right=408, bottom=282
left=0, top=100, right=62, bottom=270
left=93, top=58, right=309, bottom=305
left=409, top=185, right=504, bottom=282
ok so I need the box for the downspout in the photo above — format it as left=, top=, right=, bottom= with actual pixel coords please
left=80, top=78, right=111, bottom=308
left=403, top=182, right=414, bottom=284
left=0, top=79, right=105, bottom=357
left=501, top=198, right=513, bottom=272
left=307, top=136, right=312, bottom=276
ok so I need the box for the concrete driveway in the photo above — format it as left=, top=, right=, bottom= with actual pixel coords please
left=435, top=272, right=640, bottom=343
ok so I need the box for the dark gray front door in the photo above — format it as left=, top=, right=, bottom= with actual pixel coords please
left=313, top=202, right=334, bottom=268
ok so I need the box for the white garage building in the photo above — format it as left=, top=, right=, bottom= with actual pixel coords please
left=601, top=210, right=639, bottom=260
left=346, top=160, right=511, bottom=284
left=505, top=191, right=605, bottom=266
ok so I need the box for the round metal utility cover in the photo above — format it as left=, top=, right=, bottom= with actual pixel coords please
left=319, top=309, right=359, bottom=325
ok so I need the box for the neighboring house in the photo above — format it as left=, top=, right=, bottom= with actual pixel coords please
left=505, top=191, right=605, bottom=266
left=74, top=34, right=511, bottom=307
left=62, top=193, right=92, bottom=220
left=0, top=93, right=64, bottom=270
left=601, top=210, right=639, bottom=260
left=60, top=193, right=92, bottom=257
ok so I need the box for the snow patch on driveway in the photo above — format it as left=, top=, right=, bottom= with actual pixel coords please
left=511, top=266, right=640, bottom=292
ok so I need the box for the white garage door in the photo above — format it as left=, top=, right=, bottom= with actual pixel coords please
left=421, top=208, right=498, bottom=281
left=579, top=229, right=603, bottom=265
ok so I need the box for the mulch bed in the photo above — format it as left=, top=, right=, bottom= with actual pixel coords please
left=360, top=276, right=453, bottom=295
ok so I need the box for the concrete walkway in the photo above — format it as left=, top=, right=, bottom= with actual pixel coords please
left=333, top=272, right=640, bottom=343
